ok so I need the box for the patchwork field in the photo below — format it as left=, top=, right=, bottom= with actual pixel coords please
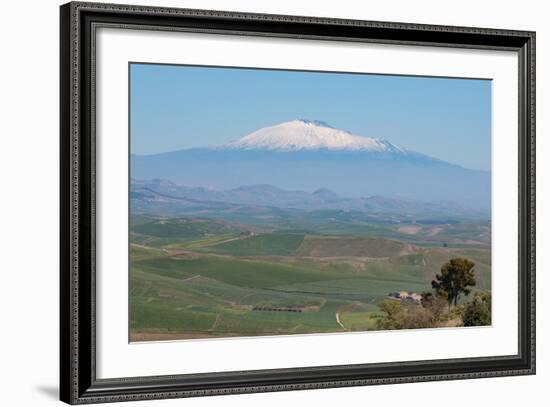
left=129, top=216, right=491, bottom=341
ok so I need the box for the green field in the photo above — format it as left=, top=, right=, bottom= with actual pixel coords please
left=130, top=216, right=491, bottom=341
left=197, top=233, right=305, bottom=256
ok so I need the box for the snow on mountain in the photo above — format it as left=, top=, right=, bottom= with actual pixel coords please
left=223, top=119, right=408, bottom=153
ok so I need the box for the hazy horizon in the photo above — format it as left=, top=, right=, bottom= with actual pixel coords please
left=130, top=63, right=492, bottom=171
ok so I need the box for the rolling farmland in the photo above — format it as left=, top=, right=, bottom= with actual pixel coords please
left=129, top=216, right=491, bottom=341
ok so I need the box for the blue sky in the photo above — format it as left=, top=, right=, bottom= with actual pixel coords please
left=130, top=63, right=492, bottom=171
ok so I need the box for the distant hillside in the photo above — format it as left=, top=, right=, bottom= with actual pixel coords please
left=131, top=179, right=489, bottom=223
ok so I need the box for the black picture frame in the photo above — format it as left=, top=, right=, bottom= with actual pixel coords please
left=60, top=1, right=536, bottom=404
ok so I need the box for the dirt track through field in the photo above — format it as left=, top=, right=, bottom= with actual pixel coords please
left=336, top=312, right=346, bottom=330
left=209, top=314, right=222, bottom=331
left=181, top=274, right=201, bottom=283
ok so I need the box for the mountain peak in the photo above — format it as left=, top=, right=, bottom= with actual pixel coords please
left=297, top=119, right=335, bottom=129
left=223, top=120, right=408, bottom=153
left=312, top=188, right=341, bottom=201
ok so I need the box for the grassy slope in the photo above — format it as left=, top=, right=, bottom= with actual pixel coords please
left=130, top=218, right=241, bottom=247
left=130, top=248, right=490, bottom=339
left=129, top=217, right=491, bottom=339
left=197, top=233, right=305, bottom=256
left=296, top=235, right=411, bottom=258
left=130, top=252, right=345, bottom=335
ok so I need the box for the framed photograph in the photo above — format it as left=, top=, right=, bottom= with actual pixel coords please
left=60, top=1, right=536, bottom=404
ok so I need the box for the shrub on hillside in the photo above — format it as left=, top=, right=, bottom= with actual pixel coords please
left=462, top=291, right=491, bottom=327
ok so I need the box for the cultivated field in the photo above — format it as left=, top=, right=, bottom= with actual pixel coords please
left=129, top=216, right=491, bottom=341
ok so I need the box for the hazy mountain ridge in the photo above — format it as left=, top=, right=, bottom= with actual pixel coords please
left=131, top=120, right=490, bottom=208
left=131, top=179, right=489, bottom=221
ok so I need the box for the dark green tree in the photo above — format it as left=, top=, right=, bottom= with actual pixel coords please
left=432, top=257, right=476, bottom=309
left=420, top=291, right=434, bottom=307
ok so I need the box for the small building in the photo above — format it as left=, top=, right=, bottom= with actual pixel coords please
left=387, top=291, right=422, bottom=303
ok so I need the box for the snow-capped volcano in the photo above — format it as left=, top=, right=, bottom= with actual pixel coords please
left=131, top=119, right=490, bottom=207
left=224, top=119, right=408, bottom=153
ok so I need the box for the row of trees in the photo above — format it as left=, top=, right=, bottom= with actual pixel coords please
left=377, top=257, right=491, bottom=330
